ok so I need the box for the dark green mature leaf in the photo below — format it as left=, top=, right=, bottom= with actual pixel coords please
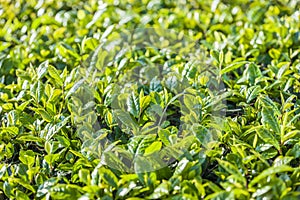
left=3, top=181, right=11, bottom=198
left=48, top=65, right=63, bottom=87
left=165, top=75, right=179, bottom=93
left=158, top=129, right=171, bottom=146
left=216, top=158, right=246, bottom=185
left=99, top=168, right=118, bottom=188
left=259, top=95, right=281, bottom=116
left=37, top=61, right=49, bottom=79
left=249, top=165, right=294, bottom=187
left=113, top=110, right=139, bottom=134
left=17, top=135, right=44, bottom=143
left=127, top=92, right=140, bottom=118
left=261, top=107, right=280, bottom=134
left=101, top=151, right=130, bottom=173
left=245, top=63, right=262, bottom=86
left=15, top=190, right=30, bottom=200
left=256, top=128, right=280, bottom=151
left=246, top=85, right=261, bottom=103
left=37, top=108, right=53, bottom=122
left=150, top=77, right=163, bottom=92
left=10, top=177, right=36, bottom=193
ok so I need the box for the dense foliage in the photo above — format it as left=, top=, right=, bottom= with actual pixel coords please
left=0, top=0, right=300, bottom=199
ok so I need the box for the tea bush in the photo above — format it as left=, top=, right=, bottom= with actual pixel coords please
left=0, top=0, right=300, bottom=199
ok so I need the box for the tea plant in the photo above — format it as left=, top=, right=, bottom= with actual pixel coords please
left=0, top=0, right=299, bottom=199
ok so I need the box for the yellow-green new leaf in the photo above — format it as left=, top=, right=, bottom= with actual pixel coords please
left=144, top=141, right=162, bottom=156
left=221, top=61, right=248, bottom=75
